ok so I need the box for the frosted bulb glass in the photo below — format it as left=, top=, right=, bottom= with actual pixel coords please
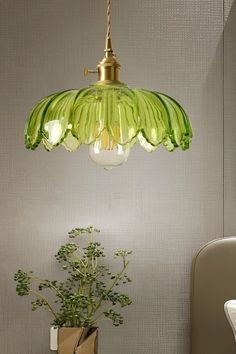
left=89, top=137, right=130, bottom=170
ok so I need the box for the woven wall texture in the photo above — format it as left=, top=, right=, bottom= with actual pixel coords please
left=0, top=1, right=227, bottom=353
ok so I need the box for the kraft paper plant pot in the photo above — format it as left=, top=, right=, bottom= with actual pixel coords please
left=58, top=327, right=98, bottom=354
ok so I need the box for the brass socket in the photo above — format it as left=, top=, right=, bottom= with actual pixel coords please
left=97, top=54, right=120, bottom=82
left=97, top=37, right=120, bottom=82
left=84, top=37, right=121, bottom=84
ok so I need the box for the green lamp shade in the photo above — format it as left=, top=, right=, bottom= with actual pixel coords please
left=25, top=83, right=192, bottom=169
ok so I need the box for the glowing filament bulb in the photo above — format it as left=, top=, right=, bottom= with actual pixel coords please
left=89, top=129, right=130, bottom=170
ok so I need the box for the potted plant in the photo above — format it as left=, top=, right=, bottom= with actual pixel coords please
left=14, top=226, right=132, bottom=354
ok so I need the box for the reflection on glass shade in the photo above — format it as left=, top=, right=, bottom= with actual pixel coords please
left=25, top=83, right=192, bottom=169
left=44, top=120, right=64, bottom=145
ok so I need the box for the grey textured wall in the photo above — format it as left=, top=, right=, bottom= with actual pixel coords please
left=224, top=0, right=236, bottom=236
left=0, top=1, right=224, bottom=354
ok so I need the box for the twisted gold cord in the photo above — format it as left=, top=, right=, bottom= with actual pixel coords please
left=106, top=0, right=111, bottom=39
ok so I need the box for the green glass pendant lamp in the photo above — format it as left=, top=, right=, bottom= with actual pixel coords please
left=25, top=0, right=193, bottom=170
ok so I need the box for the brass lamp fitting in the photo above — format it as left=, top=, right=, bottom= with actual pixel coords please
left=84, top=37, right=121, bottom=84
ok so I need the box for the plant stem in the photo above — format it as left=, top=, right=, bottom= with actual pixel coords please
left=91, top=304, right=115, bottom=325
left=90, top=260, right=129, bottom=317
left=30, top=276, right=65, bottom=301
left=29, top=290, right=57, bottom=318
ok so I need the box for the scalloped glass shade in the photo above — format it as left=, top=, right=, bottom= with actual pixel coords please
left=25, top=83, right=192, bottom=167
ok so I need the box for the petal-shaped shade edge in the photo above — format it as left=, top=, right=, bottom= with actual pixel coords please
left=157, top=92, right=193, bottom=151
left=24, top=85, right=192, bottom=153
left=25, top=89, right=78, bottom=150
left=133, top=89, right=192, bottom=152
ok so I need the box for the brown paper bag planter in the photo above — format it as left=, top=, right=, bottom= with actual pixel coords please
left=58, top=327, right=98, bottom=354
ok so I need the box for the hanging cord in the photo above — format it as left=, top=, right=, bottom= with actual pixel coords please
left=104, top=0, right=113, bottom=54
left=106, top=0, right=111, bottom=40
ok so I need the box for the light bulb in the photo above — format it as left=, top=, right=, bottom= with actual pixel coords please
left=89, top=130, right=130, bottom=170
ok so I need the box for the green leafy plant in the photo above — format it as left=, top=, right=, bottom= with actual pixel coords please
left=14, top=227, right=132, bottom=328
